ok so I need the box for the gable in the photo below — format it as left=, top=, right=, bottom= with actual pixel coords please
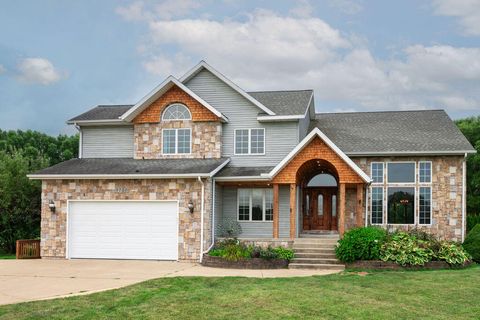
left=133, top=85, right=220, bottom=123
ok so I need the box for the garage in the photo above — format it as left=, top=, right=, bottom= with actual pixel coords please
left=67, top=200, right=178, bottom=260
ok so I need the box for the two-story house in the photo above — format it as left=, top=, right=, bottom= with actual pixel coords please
left=29, top=61, right=476, bottom=262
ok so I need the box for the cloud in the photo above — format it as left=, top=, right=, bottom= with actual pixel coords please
left=116, top=0, right=200, bottom=21
left=0, top=64, right=5, bottom=74
left=16, top=58, right=63, bottom=85
left=432, top=0, right=480, bottom=36
left=328, top=0, right=363, bottom=15
left=119, top=4, right=480, bottom=114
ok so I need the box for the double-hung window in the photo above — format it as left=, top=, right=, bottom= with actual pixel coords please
left=162, top=128, right=191, bottom=154
left=237, top=188, right=273, bottom=221
left=235, top=129, right=265, bottom=155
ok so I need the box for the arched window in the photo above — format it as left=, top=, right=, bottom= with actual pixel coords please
left=162, top=103, right=192, bottom=121
left=307, top=173, right=337, bottom=187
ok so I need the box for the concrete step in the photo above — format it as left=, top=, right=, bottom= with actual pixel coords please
left=294, top=238, right=339, bottom=243
left=293, top=248, right=336, bottom=254
left=293, top=241, right=338, bottom=247
left=299, top=233, right=339, bottom=238
left=293, top=244, right=337, bottom=249
left=289, top=263, right=345, bottom=270
left=294, top=252, right=337, bottom=259
left=291, top=258, right=342, bottom=264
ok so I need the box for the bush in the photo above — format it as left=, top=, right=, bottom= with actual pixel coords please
left=380, top=232, right=433, bottom=266
left=335, top=227, right=387, bottom=263
left=436, top=242, right=471, bottom=265
left=220, top=220, right=242, bottom=238
left=467, top=214, right=480, bottom=233
left=208, top=239, right=293, bottom=261
left=273, top=246, right=294, bottom=261
left=463, top=224, right=480, bottom=262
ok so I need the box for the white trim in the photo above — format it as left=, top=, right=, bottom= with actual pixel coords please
left=214, top=175, right=270, bottom=182
left=386, top=161, right=416, bottom=184
left=347, top=150, right=476, bottom=156
left=370, top=162, right=384, bottom=184
left=161, top=128, right=192, bottom=155
left=179, top=61, right=276, bottom=116
left=462, top=153, right=467, bottom=242
left=365, top=186, right=369, bottom=227
left=120, top=76, right=226, bottom=122
left=234, top=128, right=266, bottom=156
left=77, top=126, right=83, bottom=159
left=161, top=103, right=192, bottom=121
left=370, top=186, right=384, bottom=225
left=209, top=159, right=231, bottom=176
left=268, top=127, right=372, bottom=183
left=418, top=186, right=433, bottom=226
left=418, top=161, right=433, bottom=184
left=198, top=177, right=205, bottom=263
left=67, top=119, right=130, bottom=126
left=386, top=186, right=416, bottom=226
left=66, top=199, right=179, bottom=261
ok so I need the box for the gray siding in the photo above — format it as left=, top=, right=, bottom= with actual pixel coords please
left=298, top=96, right=314, bottom=140
left=185, top=69, right=299, bottom=166
left=214, top=183, right=223, bottom=236
left=81, top=126, right=134, bottom=158
left=219, top=186, right=290, bottom=238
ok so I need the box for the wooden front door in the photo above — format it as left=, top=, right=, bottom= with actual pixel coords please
left=302, top=188, right=338, bottom=231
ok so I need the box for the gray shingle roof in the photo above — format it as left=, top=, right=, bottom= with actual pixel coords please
left=30, top=158, right=229, bottom=176
left=248, top=90, right=312, bottom=116
left=311, top=110, right=475, bottom=154
left=216, top=166, right=274, bottom=177
left=68, top=105, right=133, bottom=122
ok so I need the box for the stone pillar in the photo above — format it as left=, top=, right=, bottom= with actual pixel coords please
left=356, top=183, right=364, bottom=227
left=289, top=183, right=296, bottom=239
left=339, top=183, right=346, bottom=237
left=273, top=184, right=279, bottom=239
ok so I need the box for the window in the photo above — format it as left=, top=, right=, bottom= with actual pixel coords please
left=162, top=129, right=191, bottom=154
left=318, top=194, right=324, bottom=216
left=387, top=162, right=415, bottom=183
left=305, top=194, right=310, bottom=216
left=307, top=173, right=337, bottom=187
left=332, top=195, right=337, bottom=217
left=387, top=187, right=415, bottom=224
left=237, top=188, right=273, bottom=221
left=419, top=187, right=432, bottom=224
left=371, top=162, right=384, bottom=184
left=371, top=187, right=383, bottom=224
left=419, top=161, right=432, bottom=183
left=162, top=104, right=191, bottom=120
left=234, top=129, right=265, bottom=155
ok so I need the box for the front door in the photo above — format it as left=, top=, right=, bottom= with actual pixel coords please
left=303, top=188, right=338, bottom=231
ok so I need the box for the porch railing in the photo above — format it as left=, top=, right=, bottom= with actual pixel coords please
left=16, top=239, right=41, bottom=259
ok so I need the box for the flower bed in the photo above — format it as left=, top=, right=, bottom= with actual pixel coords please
left=202, top=255, right=289, bottom=269
left=203, top=238, right=294, bottom=269
left=346, top=260, right=473, bottom=270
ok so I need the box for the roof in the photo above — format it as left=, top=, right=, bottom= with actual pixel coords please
left=311, top=110, right=476, bottom=155
left=28, top=158, right=230, bottom=179
left=216, top=166, right=274, bottom=177
left=68, top=105, right=133, bottom=123
left=248, top=90, right=313, bottom=116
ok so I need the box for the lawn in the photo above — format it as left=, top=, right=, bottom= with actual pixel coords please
left=0, top=254, right=15, bottom=259
left=0, top=266, right=479, bottom=320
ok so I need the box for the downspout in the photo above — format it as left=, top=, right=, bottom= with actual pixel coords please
left=462, top=153, right=467, bottom=242
left=198, top=176, right=205, bottom=263
left=205, top=178, right=216, bottom=252
left=364, top=184, right=369, bottom=227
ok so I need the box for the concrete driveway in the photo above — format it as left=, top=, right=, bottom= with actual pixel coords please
left=0, top=259, right=340, bottom=306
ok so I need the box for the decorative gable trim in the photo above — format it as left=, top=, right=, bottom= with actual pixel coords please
left=179, top=61, right=276, bottom=116
left=120, top=76, right=227, bottom=122
left=266, top=127, right=372, bottom=183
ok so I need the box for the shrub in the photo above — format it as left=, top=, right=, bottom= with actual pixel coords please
left=463, top=224, right=480, bottom=262
left=467, top=214, right=480, bottom=233
left=223, top=243, right=250, bottom=261
left=220, top=220, right=242, bottom=238
left=259, top=246, right=278, bottom=260
left=273, top=246, right=294, bottom=261
left=335, top=227, right=387, bottom=263
left=436, top=242, right=471, bottom=265
left=380, top=232, right=433, bottom=266
left=208, top=248, right=224, bottom=257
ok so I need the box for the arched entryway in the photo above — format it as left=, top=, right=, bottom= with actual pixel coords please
left=297, top=159, right=339, bottom=232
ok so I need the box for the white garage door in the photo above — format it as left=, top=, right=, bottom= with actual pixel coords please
left=68, top=201, right=178, bottom=260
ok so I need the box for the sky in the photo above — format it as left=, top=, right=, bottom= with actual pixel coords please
left=0, top=0, right=479, bottom=135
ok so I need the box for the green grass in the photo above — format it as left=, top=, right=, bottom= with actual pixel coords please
left=0, top=254, right=15, bottom=259
left=0, top=266, right=479, bottom=320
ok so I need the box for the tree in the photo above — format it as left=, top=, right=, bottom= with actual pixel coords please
left=456, top=116, right=480, bottom=215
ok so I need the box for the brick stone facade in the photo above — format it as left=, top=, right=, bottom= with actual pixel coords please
left=352, top=156, right=465, bottom=241
left=40, top=178, right=213, bottom=261
left=134, top=120, right=222, bottom=159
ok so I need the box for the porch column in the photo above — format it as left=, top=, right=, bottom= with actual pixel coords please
left=339, top=183, right=346, bottom=237
left=289, top=183, right=296, bottom=239
left=356, top=183, right=364, bottom=227
left=273, top=184, right=279, bottom=239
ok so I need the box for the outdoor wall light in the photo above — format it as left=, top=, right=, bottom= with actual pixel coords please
left=187, top=200, right=194, bottom=214
left=48, top=200, right=56, bottom=213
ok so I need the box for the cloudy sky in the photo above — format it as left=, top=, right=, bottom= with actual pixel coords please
left=1, top=0, right=479, bottom=135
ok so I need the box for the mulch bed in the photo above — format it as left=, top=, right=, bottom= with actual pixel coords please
left=202, top=255, right=289, bottom=269
left=346, top=260, right=473, bottom=270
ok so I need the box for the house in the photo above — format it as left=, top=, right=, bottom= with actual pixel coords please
left=29, top=61, right=476, bottom=262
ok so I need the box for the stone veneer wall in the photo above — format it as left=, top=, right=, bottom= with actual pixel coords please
left=352, top=156, right=465, bottom=241
left=134, top=120, right=221, bottom=159
left=41, top=178, right=213, bottom=261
